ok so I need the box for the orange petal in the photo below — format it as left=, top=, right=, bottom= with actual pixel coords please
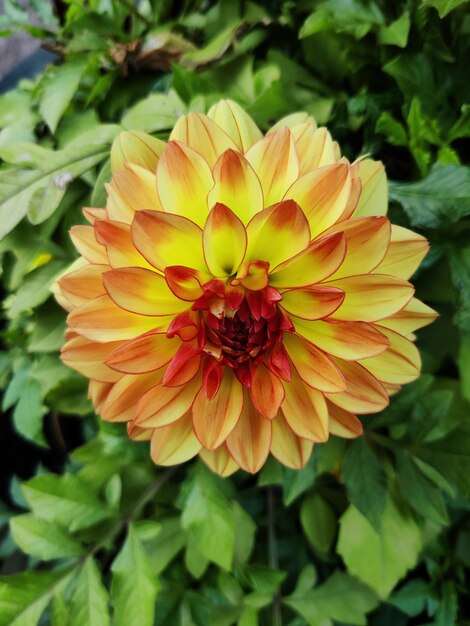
left=111, top=130, right=165, bottom=172
left=326, top=401, right=363, bottom=438
left=127, top=422, right=153, bottom=442
left=280, top=286, right=345, bottom=320
left=226, top=391, right=271, bottom=473
left=271, top=412, right=313, bottom=469
left=326, top=274, right=414, bottom=322
left=83, top=207, right=107, bottom=224
left=250, top=364, right=285, bottom=419
left=103, top=267, right=187, bottom=316
left=207, top=99, right=262, bottom=151
left=164, top=266, right=205, bottom=301
left=353, top=159, right=387, bottom=218
left=150, top=413, right=201, bottom=465
left=156, top=141, right=213, bottom=226
left=284, top=333, right=346, bottom=392
left=245, top=127, right=299, bottom=206
left=169, top=112, right=237, bottom=166
left=326, top=359, right=389, bottom=414
left=360, top=326, right=421, bottom=384
left=88, top=380, right=112, bottom=412
left=136, top=373, right=201, bottom=428
left=106, top=163, right=163, bottom=223
left=285, top=161, right=352, bottom=238
left=94, top=220, right=154, bottom=269
left=374, top=225, right=429, bottom=279
left=203, top=203, right=247, bottom=276
left=281, top=370, right=329, bottom=441
left=378, top=297, right=438, bottom=334
left=199, top=445, right=239, bottom=477
left=294, top=318, right=389, bottom=360
left=162, top=343, right=202, bottom=387
left=61, top=335, right=121, bottom=383
left=192, top=369, right=243, bottom=449
left=68, top=295, right=168, bottom=342
left=269, top=233, right=346, bottom=289
left=323, top=216, right=391, bottom=279
left=208, top=149, right=263, bottom=224
left=245, top=199, right=310, bottom=269
left=101, top=371, right=162, bottom=422
left=69, top=225, right=107, bottom=264
left=131, top=209, right=205, bottom=273
left=106, top=331, right=179, bottom=374
left=59, top=264, right=107, bottom=307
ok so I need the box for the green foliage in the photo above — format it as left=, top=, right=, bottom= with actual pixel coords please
left=0, top=0, right=469, bottom=624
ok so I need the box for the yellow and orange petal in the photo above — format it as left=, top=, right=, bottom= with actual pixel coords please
left=55, top=100, right=436, bottom=475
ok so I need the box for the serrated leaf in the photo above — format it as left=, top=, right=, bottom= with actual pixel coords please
left=337, top=499, right=422, bottom=598
left=10, top=513, right=84, bottom=560
left=69, top=559, right=110, bottom=626
left=111, top=524, right=159, bottom=626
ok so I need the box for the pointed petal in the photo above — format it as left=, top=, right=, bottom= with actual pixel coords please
left=269, top=233, right=346, bottom=289
left=70, top=225, right=107, bottom=264
left=226, top=391, right=271, bottom=473
left=282, top=371, right=329, bottom=441
left=270, top=112, right=316, bottom=133
left=106, top=163, right=163, bottom=223
left=280, top=286, right=345, bottom=320
left=105, top=331, right=179, bottom=374
left=245, top=199, right=310, bottom=269
left=68, top=295, right=168, bottom=342
left=132, top=209, right=205, bottom=272
left=353, top=159, right=388, bottom=217
left=326, top=401, right=363, bottom=438
left=101, top=371, right=162, bottom=422
left=245, top=128, right=299, bottom=206
left=297, top=126, right=338, bottom=174
left=94, top=220, right=154, bottom=269
left=150, top=413, right=201, bottom=465
left=324, top=217, right=391, bottom=279
left=250, top=364, right=285, bottom=419
left=59, top=264, right=107, bottom=307
left=326, top=359, right=389, bottom=414
left=111, top=130, right=165, bottom=172
left=284, top=332, right=346, bottom=392
left=83, top=207, right=107, bottom=224
left=285, top=161, right=352, bottom=238
left=271, top=412, right=313, bottom=469
left=103, top=267, right=187, bottom=316
left=192, top=369, right=243, bottom=449
left=88, top=380, right=112, bottom=412
left=200, top=445, right=239, bottom=477
left=377, top=297, right=438, bottom=334
left=61, top=336, right=121, bottom=383
left=164, top=266, right=205, bottom=301
left=360, top=327, right=421, bottom=384
left=294, top=317, right=389, bottom=360
left=326, top=274, right=414, bottom=322
left=207, top=99, right=262, bottom=151
left=374, top=225, right=429, bottom=279
left=208, top=149, right=263, bottom=224
left=127, top=422, right=153, bottom=442
left=136, top=373, right=201, bottom=428
left=156, top=141, right=213, bottom=226
left=162, top=343, right=202, bottom=387
left=203, top=203, right=247, bottom=276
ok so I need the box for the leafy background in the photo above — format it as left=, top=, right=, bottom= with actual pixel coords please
left=0, top=0, right=470, bottom=624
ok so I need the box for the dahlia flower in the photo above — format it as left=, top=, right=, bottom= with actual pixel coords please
left=55, top=100, right=436, bottom=475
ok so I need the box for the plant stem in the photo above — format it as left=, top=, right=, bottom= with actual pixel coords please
left=267, top=487, right=283, bottom=626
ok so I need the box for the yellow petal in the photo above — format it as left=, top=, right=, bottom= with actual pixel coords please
left=360, top=326, right=421, bottom=384
left=169, top=112, right=237, bottom=166
left=203, top=203, right=247, bottom=277
left=156, top=140, right=213, bottom=226
left=281, top=370, right=329, bottom=441
left=245, top=127, right=299, bottom=206
left=111, top=130, right=165, bottom=172
left=200, top=445, right=239, bottom=477
left=208, top=149, right=263, bottom=224
left=326, top=359, right=389, bottom=414
left=136, top=373, right=201, bottom=428
left=377, top=297, right=438, bottom=334
left=106, top=163, right=163, bottom=223
left=69, top=225, right=107, bottom=265
left=94, top=220, right=154, bottom=269
left=271, top=412, right=313, bottom=469
left=59, top=264, right=107, bottom=308
left=374, top=225, right=429, bottom=279
left=61, top=335, right=121, bottom=383
left=280, top=285, right=345, bottom=320
left=269, top=112, right=316, bottom=133
left=151, top=413, right=201, bottom=465
left=207, top=99, right=262, bottom=152
left=296, top=126, right=338, bottom=175
left=327, top=402, right=363, bottom=438
left=353, top=159, right=388, bottom=218
left=106, top=331, right=179, bottom=374
left=101, top=371, right=162, bottom=422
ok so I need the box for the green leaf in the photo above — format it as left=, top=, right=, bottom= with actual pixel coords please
left=22, top=474, right=111, bottom=531
left=300, top=492, right=336, bottom=552
left=337, top=499, right=422, bottom=598
left=376, top=112, right=408, bottom=146
left=69, top=559, right=110, bottom=626
left=449, top=246, right=470, bottom=332
left=299, top=0, right=384, bottom=40
left=39, top=58, right=87, bottom=134
left=121, top=92, right=184, bottom=133
left=0, top=570, right=72, bottom=626
left=111, top=524, right=159, bottom=626
left=10, top=513, right=84, bottom=560
left=389, top=165, right=470, bottom=228
left=0, top=141, right=109, bottom=239
left=378, top=12, right=410, bottom=48
left=424, top=0, right=470, bottom=18
left=458, top=333, right=470, bottom=403
left=285, top=571, right=379, bottom=626
left=341, top=438, right=387, bottom=531
left=143, top=517, right=186, bottom=576
left=5, top=260, right=64, bottom=318
left=389, top=579, right=431, bottom=617
left=12, top=378, right=46, bottom=446
left=91, top=158, right=111, bottom=208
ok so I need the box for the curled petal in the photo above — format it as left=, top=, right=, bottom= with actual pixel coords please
left=162, top=343, right=202, bottom=387
left=280, top=286, right=345, bottom=320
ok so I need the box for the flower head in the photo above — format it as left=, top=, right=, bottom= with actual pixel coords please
left=56, top=100, right=436, bottom=475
